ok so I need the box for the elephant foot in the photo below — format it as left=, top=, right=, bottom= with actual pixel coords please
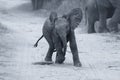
left=102, top=29, right=109, bottom=33
left=74, top=61, right=82, bottom=67
left=98, top=27, right=109, bottom=33
left=55, top=60, right=64, bottom=64
left=88, top=29, right=96, bottom=33
left=55, top=56, right=65, bottom=64
left=109, top=27, right=118, bottom=34
left=110, top=31, right=118, bottom=34
left=45, top=57, right=52, bottom=62
left=88, top=31, right=96, bottom=34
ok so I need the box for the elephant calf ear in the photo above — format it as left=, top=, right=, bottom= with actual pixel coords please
left=70, top=8, right=83, bottom=29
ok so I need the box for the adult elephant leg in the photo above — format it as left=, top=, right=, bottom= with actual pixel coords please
left=35, top=0, right=39, bottom=10
left=32, top=0, right=38, bottom=10
left=44, top=34, right=54, bottom=62
left=88, top=18, right=96, bottom=33
left=108, top=8, right=120, bottom=33
left=86, top=1, right=98, bottom=33
left=98, top=7, right=108, bottom=33
left=38, top=0, right=44, bottom=9
left=69, top=31, right=82, bottom=67
left=31, top=0, right=35, bottom=10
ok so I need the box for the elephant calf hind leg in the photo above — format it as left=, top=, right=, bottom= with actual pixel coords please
left=45, top=46, right=54, bottom=62
left=44, top=36, right=54, bottom=62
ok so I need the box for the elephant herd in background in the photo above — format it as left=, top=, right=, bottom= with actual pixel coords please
left=84, top=0, right=120, bottom=33
left=34, top=0, right=120, bottom=67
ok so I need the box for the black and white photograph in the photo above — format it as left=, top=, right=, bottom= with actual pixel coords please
left=0, top=0, right=120, bottom=80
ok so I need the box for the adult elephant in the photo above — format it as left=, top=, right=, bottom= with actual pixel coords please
left=96, top=0, right=120, bottom=33
left=34, top=8, right=83, bottom=67
left=85, top=0, right=116, bottom=33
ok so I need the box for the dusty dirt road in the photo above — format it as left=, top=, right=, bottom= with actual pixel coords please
left=0, top=0, right=120, bottom=80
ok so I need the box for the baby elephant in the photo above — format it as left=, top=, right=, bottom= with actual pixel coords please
left=34, top=8, right=83, bottom=67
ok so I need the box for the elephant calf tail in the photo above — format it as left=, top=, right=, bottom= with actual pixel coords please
left=34, top=35, right=44, bottom=47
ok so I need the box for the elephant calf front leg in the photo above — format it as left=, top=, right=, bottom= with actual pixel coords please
left=69, top=31, right=82, bottom=67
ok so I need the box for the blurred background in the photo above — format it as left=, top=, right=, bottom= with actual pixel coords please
left=0, top=0, right=120, bottom=80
